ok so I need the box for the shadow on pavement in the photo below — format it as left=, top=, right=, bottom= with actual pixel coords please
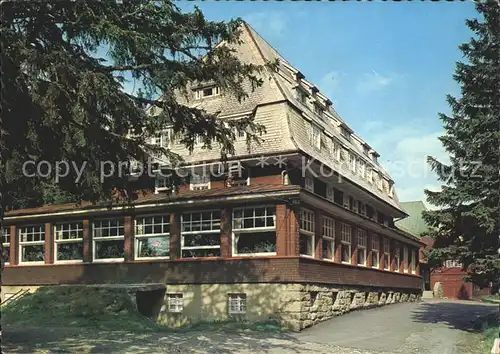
left=410, top=300, right=497, bottom=333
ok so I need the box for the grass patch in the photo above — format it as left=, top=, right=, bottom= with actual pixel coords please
left=2, top=286, right=165, bottom=332
left=480, top=294, right=500, bottom=304
left=473, top=312, right=499, bottom=354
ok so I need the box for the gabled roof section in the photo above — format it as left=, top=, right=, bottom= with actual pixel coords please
left=396, top=201, right=430, bottom=238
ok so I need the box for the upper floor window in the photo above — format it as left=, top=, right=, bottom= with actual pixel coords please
left=54, top=222, right=84, bottom=262
left=326, top=185, right=334, bottom=202
left=358, top=201, right=367, bottom=216
left=299, top=209, right=315, bottom=257
left=383, top=238, right=391, bottom=270
left=195, top=86, right=220, bottom=99
left=155, top=176, right=170, bottom=193
left=304, top=175, right=314, bottom=192
left=310, top=123, right=321, bottom=149
left=19, top=225, right=45, bottom=264
left=190, top=173, right=211, bottom=191
left=331, top=140, right=341, bottom=161
left=296, top=89, right=308, bottom=105
left=349, top=153, right=356, bottom=172
left=2, top=227, right=10, bottom=265
left=394, top=243, right=401, bottom=272
left=340, top=223, right=352, bottom=264
left=357, top=229, right=367, bottom=266
left=340, top=126, right=351, bottom=141
left=135, top=215, right=170, bottom=259
left=322, top=216, right=335, bottom=260
left=371, top=234, right=380, bottom=269
left=313, top=103, right=323, bottom=118
left=444, top=260, right=463, bottom=268
left=363, top=146, right=370, bottom=155
left=151, top=129, right=173, bottom=148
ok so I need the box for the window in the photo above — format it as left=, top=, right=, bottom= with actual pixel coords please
left=358, top=160, right=366, bottom=178
left=167, top=293, right=183, bottom=313
left=297, top=89, right=308, bottom=105
left=2, top=227, right=10, bottom=265
left=389, top=184, right=395, bottom=199
left=358, top=201, right=366, bottom=216
left=231, top=177, right=250, bottom=187
left=300, top=209, right=315, bottom=257
left=377, top=174, right=384, bottom=191
left=310, top=123, right=321, bottom=149
left=349, top=153, right=356, bottom=172
left=314, top=103, right=323, bottom=118
left=195, top=86, right=220, bottom=99
left=93, top=219, right=125, bottom=261
left=233, top=207, right=276, bottom=255
left=232, top=126, right=246, bottom=139
left=394, top=243, right=401, bottom=272
left=340, top=126, right=351, bottom=141
left=331, top=140, right=341, bottom=161
left=181, top=211, right=221, bottom=257
left=304, top=176, right=314, bottom=192
left=135, top=215, right=170, bottom=258
left=155, top=176, right=170, bottom=192
left=371, top=234, right=380, bottom=269
left=19, top=225, right=45, bottom=264
left=228, top=293, right=247, bottom=314
left=383, top=238, right=390, bottom=270
left=367, top=169, right=374, bottom=183
left=411, top=249, right=417, bottom=274
left=403, top=246, right=409, bottom=273
left=340, top=223, right=352, bottom=264
left=444, top=260, right=463, bottom=268
left=357, top=229, right=367, bottom=266
left=151, top=129, right=172, bottom=148
left=343, top=194, right=350, bottom=209
left=322, top=217, right=335, bottom=260
left=350, top=197, right=357, bottom=213
left=190, top=173, right=211, bottom=191
left=54, top=222, right=83, bottom=261
left=326, top=185, right=334, bottom=202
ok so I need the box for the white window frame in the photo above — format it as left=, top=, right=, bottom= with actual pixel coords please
left=357, top=229, right=367, bottom=266
left=135, top=214, right=170, bottom=260
left=228, top=293, right=247, bottom=314
left=232, top=206, right=276, bottom=257
left=322, top=217, right=335, bottom=261
left=167, top=293, right=184, bottom=313
left=304, top=175, right=314, bottom=192
left=371, top=234, right=380, bottom=269
left=411, top=249, right=416, bottom=274
left=92, top=218, right=125, bottom=262
left=2, top=227, right=10, bottom=266
left=18, top=225, right=45, bottom=265
left=151, top=129, right=173, bottom=148
left=340, top=223, right=352, bottom=264
left=310, top=123, right=321, bottom=149
left=403, top=246, right=409, bottom=273
left=181, top=210, right=221, bottom=258
left=231, top=177, right=250, bottom=187
left=383, top=238, right=391, bottom=270
left=54, top=222, right=84, bottom=263
left=190, top=173, right=211, bottom=191
left=326, top=185, right=334, bottom=202
left=195, top=86, right=220, bottom=99
left=300, top=209, right=315, bottom=257
left=394, top=243, right=401, bottom=272
left=155, top=175, right=171, bottom=194
left=444, top=260, right=463, bottom=268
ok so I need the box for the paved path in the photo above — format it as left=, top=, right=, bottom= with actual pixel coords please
left=293, top=299, right=497, bottom=354
left=3, top=300, right=497, bottom=354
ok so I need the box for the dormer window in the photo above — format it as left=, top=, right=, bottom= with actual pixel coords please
left=310, top=123, right=321, bottom=150
left=388, top=183, right=395, bottom=198
left=190, top=173, right=211, bottom=191
left=313, top=103, right=323, bottom=118
left=296, top=89, right=308, bottom=105
left=363, top=146, right=370, bottom=156
left=340, top=126, right=351, bottom=141
left=304, top=175, right=314, bottom=192
left=155, top=175, right=171, bottom=194
left=331, top=140, right=341, bottom=161
left=151, top=129, right=173, bottom=148
left=195, top=86, right=220, bottom=99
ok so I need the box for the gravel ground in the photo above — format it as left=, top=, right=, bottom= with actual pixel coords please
left=2, top=300, right=496, bottom=354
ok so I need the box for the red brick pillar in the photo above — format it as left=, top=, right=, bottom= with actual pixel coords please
left=276, top=204, right=288, bottom=256
left=124, top=216, right=134, bottom=262
left=288, top=203, right=300, bottom=256
left=220, top=207, right=232, bottom=258
left=366, top=233, right=373, bottom=268
left=169, top=213, right=180, bottom=259
left=44, top=222, right=54, bottom=264
left=334, top=220, right=342, bottom=263
left=351, top=226, right=357, bottom=265
left=314, top=211, right=323, bottom=259
left=9, top=225, right=17, bottom=265
left=82, top=219, right=92, bottom=262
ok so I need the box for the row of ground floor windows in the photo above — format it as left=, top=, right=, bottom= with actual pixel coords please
left=2, top=206, right=416, bottom=272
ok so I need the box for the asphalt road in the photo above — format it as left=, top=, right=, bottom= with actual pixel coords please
left=293, top=299, right=497, bottom=354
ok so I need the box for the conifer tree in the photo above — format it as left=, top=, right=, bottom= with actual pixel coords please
left=423, top=0, right=500, bottom=286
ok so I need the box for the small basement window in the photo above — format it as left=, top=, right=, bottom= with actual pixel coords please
left=228, top=293, right=247, bottom=314
left=167, top=293, right=183, bottom=313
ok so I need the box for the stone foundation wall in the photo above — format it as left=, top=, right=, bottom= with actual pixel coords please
left=279, top=283, right=420, bottom=331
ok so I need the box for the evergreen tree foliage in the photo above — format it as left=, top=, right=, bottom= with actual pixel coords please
left=0, top=0, right=266, bottom=211
left=423, top=0, right=500, bottom=286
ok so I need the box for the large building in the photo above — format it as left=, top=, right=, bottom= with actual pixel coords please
left=2, top=23, right=423, bottom=330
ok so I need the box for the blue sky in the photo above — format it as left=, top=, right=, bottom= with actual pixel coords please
left=174, top=1, right=478, bottom=207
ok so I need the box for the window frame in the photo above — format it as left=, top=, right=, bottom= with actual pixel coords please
left=2, top=227, right=10, bottom=265
left=92, top=218, right=125, bottom=262
left=310, top=123, right=321, bottom=149
left=53, top=222, right=84, bottom=263
left=299, top=208, right=315, bottom=257
left=371, top=234, right=380, bottom=269
left=411, top=249, right=416, bottom=274
left=403, top=246, right=409, bottom=273
left=304, top=175, right=314, bottom=192
left=18, top=225, right=46, bottom=265
left=135, top=214, right=171, bottom=260
left=181, top=210, right=221, bottom=258
left=326, top=185, right=334, bottom=202
left=331, top=140, right=341, bottom=161
left=383, top=238, right=391, bottom=270
left=232, top=206, right=276, bottom=257
left=394, top=243, right=401, bottom=272
left=357, top=229, right=367, bottom=266
left=195, top=86, right=220, bottom=99
left=167, top=293, right=184, bottom=313
left=228, top=293, right=247, bottom=315
left=189, top=173, right=211, bottom=191
left=322, top=216, right=335, bottom=261
left=340, top=223, right=352, bottom=264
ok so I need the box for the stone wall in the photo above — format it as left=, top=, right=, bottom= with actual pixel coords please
left=279, top=283, right=420, bottom=331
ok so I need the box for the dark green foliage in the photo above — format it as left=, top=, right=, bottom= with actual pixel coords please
left=423, top=0, right=500, bottom=286
left=1, top=0, right=266, bottom=210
